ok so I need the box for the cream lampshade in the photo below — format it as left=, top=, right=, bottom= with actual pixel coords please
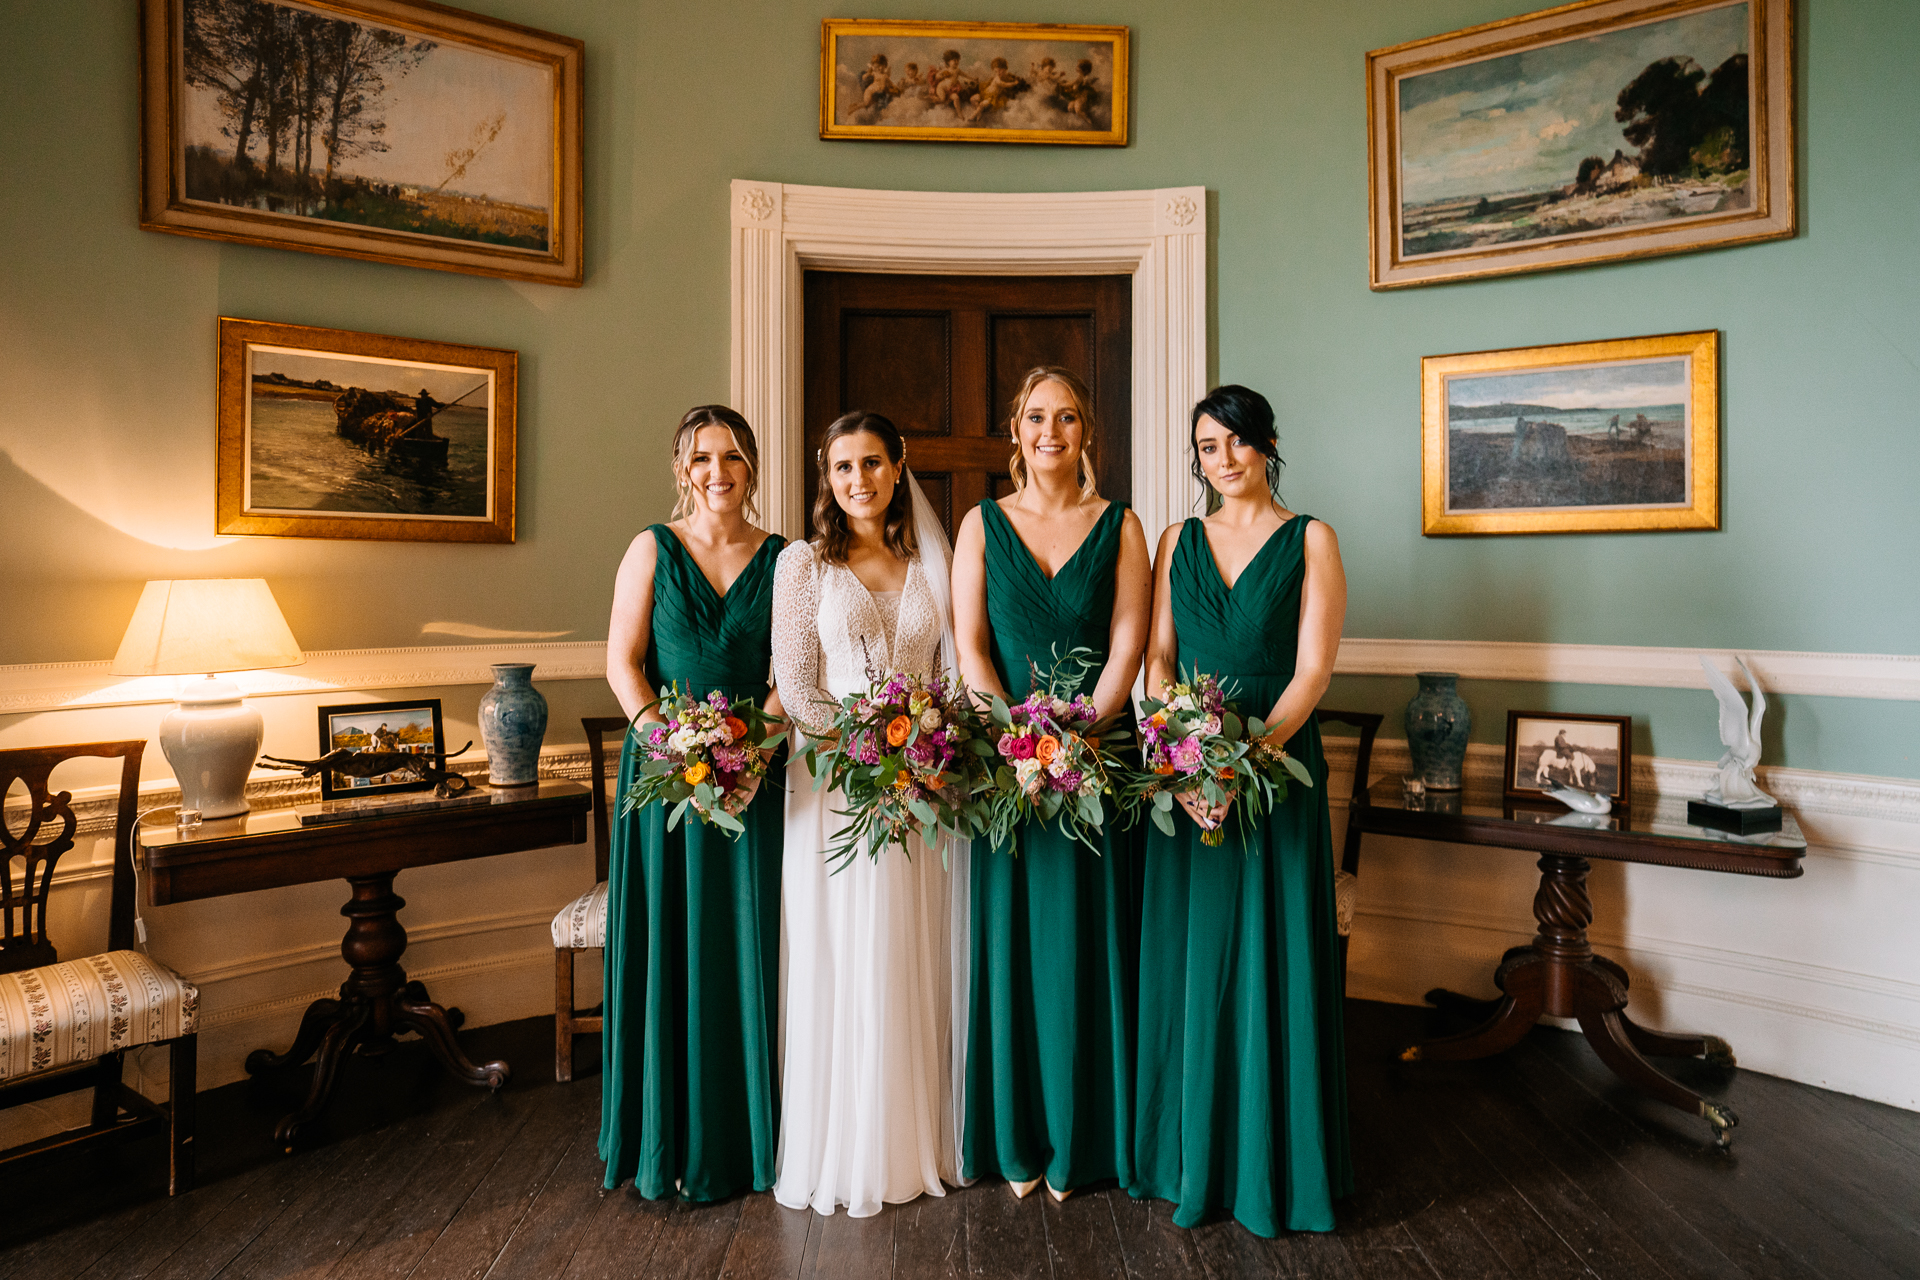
left=111, top=579, right=305, bottom=818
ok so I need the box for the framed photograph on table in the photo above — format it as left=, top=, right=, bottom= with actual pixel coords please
left=1367, top=0, right=1794, bottom=289
left=820, top=19, right=1128, bottom=145
left=317, top=699, right=446, bottom=800
left=216, top=317, right=516, bottom=543
left=139, top=0, right=585, bottom=285
left=1505, top=711, right=1633, bottom=810
left=1422, top=329, right=1719, bottom=536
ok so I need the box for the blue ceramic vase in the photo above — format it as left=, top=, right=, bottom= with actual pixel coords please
left=1405, top=671, right=1470, bottom=791
left=478, top=662, right=548, bottom=786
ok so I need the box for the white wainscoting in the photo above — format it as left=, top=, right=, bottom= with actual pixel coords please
left=1322, top=736, right=1920, bottom=1112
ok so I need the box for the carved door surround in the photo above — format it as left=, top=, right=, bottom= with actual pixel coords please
left=729, top=180, right=1208, bottom=544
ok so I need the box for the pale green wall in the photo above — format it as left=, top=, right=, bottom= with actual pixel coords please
left=2, top=1, right=1915, bottom=774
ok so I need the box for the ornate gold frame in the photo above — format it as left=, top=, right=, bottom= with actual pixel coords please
left=216, top=317, right=517, bottom=543
left=819, top=19, right=1129, bottom=145
left=1368, top=0, right=1794, bottom=289
left=1421, top=330, right=1720, bottom=536
left=139, top=0, right=584, bottom=285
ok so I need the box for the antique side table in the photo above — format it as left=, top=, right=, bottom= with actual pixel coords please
left=138, top=780, right=590, bottom=1150
left=1349, top=776, right=1805, bottom=1147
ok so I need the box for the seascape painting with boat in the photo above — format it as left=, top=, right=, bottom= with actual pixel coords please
left=1397, top=2, right=1753, bottom=259
left=246, top=350, right=492, bottom=519
left=1444, top=358, right=1690, bottom=512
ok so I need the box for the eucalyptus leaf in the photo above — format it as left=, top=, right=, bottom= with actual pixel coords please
left=1152, top=807, right=1177, bottom=836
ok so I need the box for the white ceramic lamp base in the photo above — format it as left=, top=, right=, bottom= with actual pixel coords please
left=159, top=677, right=264, bottom=819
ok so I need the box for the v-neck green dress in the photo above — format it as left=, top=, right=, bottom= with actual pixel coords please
left=1130, top=516, right=1351, bottom=1236
left=962, top=499, right=1141, bottom=1192
left=598, top=526, right=785, bottom=1201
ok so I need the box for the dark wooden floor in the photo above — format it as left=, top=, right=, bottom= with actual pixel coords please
left=2, top=999, right=1916, bottom=1279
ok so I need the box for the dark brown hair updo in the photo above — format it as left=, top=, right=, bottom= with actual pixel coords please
left=1189, top=384, right=1284, bottom=507
left=811, top=410, right=917, bottom=566
left=670, top=405, right=761, bottom=521
left=1006, top=366, right=1098, bottom=500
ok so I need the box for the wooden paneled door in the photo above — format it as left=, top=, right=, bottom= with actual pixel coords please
left=802, top=272, right=1131, bottom=542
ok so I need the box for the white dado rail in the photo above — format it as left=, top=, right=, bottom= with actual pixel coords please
left=4, top=636, right=1913, bottom=715
left=727, top=179, right=1211, bottom=545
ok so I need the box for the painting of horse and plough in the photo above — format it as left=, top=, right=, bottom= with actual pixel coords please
left=140, top=0, right=584, bottom=284
left=216, top=318, right=518, bottom=544
left=1422, top=330, right=1720, bottom=536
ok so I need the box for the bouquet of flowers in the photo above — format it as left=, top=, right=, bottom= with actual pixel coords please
left=977, top=647, right=1127, bottom=855
left=797, top=665, right=993, bottom=869
left=621, top=685, right=787, bottom=837
left=1120, top=671, right=1313, bottom=847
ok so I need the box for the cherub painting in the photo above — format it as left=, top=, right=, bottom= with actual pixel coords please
left=822, top=21, right=1128, bottom=145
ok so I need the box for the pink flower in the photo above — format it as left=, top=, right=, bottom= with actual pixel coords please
left=647, top=725, right=668, bottom=746
left=996, top=734, right=1019, bottom=757
left=1054, top=769, right=1084, bottom=793
left=1006, top=734, right=1037, bottom=761
left=1169, top=736, right=1204, bottom=773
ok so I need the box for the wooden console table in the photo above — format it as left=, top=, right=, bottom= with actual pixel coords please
left=1349, top=776, right=1805, bottom=1147
left=138, top=781, right=589, bottom=1151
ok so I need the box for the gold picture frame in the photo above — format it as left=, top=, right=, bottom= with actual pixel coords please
left=140, top=0, right=585, bottom=286
left=216, top=317, right=517, bottom=543
left=1422, top=330, right=1719, bottom=536
left=1368, top=0, right=1794, bottom=289
left=820, top=19, right=1128, bottom=145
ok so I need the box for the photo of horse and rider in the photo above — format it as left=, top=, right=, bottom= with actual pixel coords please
left=1508, top=713, right=1627, bottom=800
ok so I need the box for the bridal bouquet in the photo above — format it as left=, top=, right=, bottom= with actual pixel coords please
left=797, top=665, right=992, bottom=868
left=977, top=647, right=1126, bottom=855
left=1119, top=671, right=1312, bottom=847
left=622, top=686, right=787, bottom=836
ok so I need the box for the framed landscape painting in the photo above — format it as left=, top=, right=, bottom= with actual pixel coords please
left=1368, top=0, right=1793, bottom=288
left=317, top=699, right=444, bottom=799
left=140, top=0, right=584, bottom=285
left=1422, top=330, right=1719, bottom=536
left=821, top=19, right=1128, bottom=145
left=216, top=317, right=517, bottom=542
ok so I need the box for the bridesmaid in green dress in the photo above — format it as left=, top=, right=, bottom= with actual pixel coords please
left=952, top=367, right=1152, bottom=1201
left=600, top=406, right=787, bottom=1200
left=1132, top=385, right=1352, bottom=1235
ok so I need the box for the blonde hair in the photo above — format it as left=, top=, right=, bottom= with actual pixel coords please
left=669, top=405, right=761, bottom=522
left=1007, top=366, right=1098, bottom=501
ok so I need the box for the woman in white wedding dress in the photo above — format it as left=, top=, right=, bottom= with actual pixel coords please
left=771, top=410, right=971, bottom=1217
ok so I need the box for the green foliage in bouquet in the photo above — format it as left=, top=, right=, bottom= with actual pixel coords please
left=976, top=646, right=1129, bottom=856
left=621, top=685, right=787, bottom=837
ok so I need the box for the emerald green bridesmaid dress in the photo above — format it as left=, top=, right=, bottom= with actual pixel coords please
left=598, top=526, right=786, bottom=1200
left=1130, top=515, right=1351, bottom=1235
left=963, top=499, right=1140, bottom=1192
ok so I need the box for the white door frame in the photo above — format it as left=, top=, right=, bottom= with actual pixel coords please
left=728, top=180, right=1209, bottom=542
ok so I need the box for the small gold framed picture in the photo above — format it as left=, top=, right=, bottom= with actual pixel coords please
left=1421, top=330, right=1719, bottom=536
left=216, top=317, right=517, bottom=544
left=820, top=19, right=1128, bottom=145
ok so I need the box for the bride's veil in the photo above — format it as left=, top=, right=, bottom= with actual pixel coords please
left=904, top=466, right=974, bottom=1174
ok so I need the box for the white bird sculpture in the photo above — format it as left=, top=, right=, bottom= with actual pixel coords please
left=1700, top=655, right=1775, bottom=809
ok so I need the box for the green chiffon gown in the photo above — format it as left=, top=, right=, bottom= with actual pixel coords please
left=598, top=526, right=786, bottom=1200
left=963, top=499, right=1141, bottom=1192
left=1130, top=515, right=1352, bottom=1236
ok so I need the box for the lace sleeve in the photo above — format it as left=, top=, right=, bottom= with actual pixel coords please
left=772, top=541, right=838, bottom=736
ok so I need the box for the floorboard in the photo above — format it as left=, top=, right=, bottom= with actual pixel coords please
left=0, top=1003, right=1912, bottom=1280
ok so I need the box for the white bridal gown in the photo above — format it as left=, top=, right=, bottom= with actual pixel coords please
left=770, top=540, right=965, bottom=1217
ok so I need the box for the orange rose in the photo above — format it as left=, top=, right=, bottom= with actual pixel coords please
left=893, top=772, right=912, bottom=790
left=887, top=715, right=913, bottom=747
left=1034, top=735, right=1061, bottom=765
left=1154, top=763, right=1177, bottom=776
left=723, top=716, right=748, bottom=742
left=683, top=761, right=711, bottom=785
left=1217, top=767, right=1236, bottom=782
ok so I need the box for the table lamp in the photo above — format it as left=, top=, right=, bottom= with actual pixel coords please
left=110, top=579, right=305, bottom=819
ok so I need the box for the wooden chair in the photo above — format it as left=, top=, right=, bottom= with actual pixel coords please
left=0, top=740, right=197, bottom=1194
left=552, top=716, right=626, bottom=1082
left=1316, top=709, right=1384, bottom=987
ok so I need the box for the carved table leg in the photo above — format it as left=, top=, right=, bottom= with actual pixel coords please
left=245, top=871, right=513, bottom=1150
left=1404, top=853, right=1739, bottom=1146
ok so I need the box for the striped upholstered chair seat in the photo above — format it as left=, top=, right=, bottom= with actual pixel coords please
left=550, top=881, right=608, bottom=950
left=0, top=951, right=198, bottom=1081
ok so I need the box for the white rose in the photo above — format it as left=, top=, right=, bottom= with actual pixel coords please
left=920, top=709, right=942, bottom=732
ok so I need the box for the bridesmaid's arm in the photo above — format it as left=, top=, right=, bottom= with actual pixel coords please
left=1088, top=509, right=1152, bottom=722
left=1142, top=523, right=1183, bottom=700
left=950, top=507, right=1011, bottom=707
left=607, top=529, right=664, bottom=724
left=1259, top=519, right=1348, bottom=747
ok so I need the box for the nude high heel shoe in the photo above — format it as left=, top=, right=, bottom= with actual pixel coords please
left=1009, top=1177, right=1041, bottom=1199
left=1047, top=1182, right=1072, bottom=1203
